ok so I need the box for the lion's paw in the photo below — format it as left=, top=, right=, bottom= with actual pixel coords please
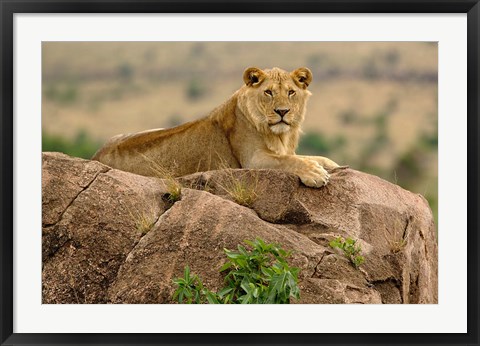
left=297, top=160, right=330, bottom=188
left=311, top=156, right=340, bottom=171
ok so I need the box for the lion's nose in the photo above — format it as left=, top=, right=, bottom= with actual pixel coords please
left=274, top=108, right=290, bottom=117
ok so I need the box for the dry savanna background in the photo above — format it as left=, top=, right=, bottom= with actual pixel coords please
left=42, top=41, right=438, bottom=223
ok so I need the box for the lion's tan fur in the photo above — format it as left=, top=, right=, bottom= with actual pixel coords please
left=92, top=67, right=339, bottom=187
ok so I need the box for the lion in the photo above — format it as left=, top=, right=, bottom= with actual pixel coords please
left=92, top=66, right=340, bottom=187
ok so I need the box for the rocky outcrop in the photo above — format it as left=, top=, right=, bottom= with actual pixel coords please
left=42, top=152, right=437, bottom=304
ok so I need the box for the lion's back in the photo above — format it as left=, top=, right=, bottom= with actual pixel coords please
left=92, top=118, right=240, bottom=177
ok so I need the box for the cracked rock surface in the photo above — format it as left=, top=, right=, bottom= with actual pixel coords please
left=42, top=152, right=438, bottom=304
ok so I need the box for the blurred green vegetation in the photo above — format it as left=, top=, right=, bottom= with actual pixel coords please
left=186, top=78, right=208, bottom=100
left=42, top=130, right=101, bottom=159
left=44, top=82, right=78, bottom=105
left=117, top=62, right=134, bottom=81
left=298, top=132, right=346, bottom=157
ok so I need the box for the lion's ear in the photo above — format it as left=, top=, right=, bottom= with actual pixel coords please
left=243, top=67, right=266, bottom=87
left=291, top=67, right=312, bottom=89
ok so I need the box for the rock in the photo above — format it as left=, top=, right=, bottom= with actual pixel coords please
left=42, top=152, right=170, bottom=303
left=42, top=152, right=438, bottom=304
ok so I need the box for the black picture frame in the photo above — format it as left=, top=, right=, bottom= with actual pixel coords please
left=1, top=1, right=478, bottom=345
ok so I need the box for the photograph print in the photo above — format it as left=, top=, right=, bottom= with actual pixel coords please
left=41, top=41, right=438, bottom=304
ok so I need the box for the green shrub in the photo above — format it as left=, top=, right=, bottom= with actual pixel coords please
left=329, top=236, right=365, bottom=269
left=172, top=238, right=300, bottom=304
left=42, top=130, right=101, bottom=159
left=117, top=63, right=134, bottom=81
left=297, top=132, right=346, bottom=158
left=186, top=78, right=206, bottom=100
left=44, top=83, right=78, bottom=105
left=298, top=132, right=331, bottom=155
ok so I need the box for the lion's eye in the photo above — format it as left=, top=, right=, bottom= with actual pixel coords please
left=264, top=90, right=273, bottom=96
left=288, top=90, right=296, bottom=96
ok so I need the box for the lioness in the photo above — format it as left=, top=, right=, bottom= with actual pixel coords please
left=92, top=67, right=340, bottom=187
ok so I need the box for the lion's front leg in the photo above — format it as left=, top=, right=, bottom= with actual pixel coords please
left=246, top=150, right=330, bottom=188
left=296, top=155, right=343, bottom=171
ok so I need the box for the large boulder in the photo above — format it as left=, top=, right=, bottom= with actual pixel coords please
left=42, top=152, right=437, bottom=304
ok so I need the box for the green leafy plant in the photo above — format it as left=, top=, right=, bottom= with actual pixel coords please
left=172, top=266, right=207, bottom=304
left=329, top=236, right=365, bottom=269
left=172, top=238, right=300, bottom=304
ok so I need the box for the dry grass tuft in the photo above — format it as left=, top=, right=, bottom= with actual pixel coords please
left=164, top=178, right=182, bottom=203
left=135, top=210, right=157, bottom=235
left=218, top=169, right=259, bottom=207
left=126, top=204, right=157, bottom=236
left=136, top=151, right=182, bottom=203
left=384, top=225, right=410, bottom=253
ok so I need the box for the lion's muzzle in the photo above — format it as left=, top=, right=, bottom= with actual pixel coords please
left=274, top=108, right=290, bottom=117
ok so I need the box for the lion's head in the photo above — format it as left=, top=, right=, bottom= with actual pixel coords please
left=237, top=67, right=312, bottom=136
